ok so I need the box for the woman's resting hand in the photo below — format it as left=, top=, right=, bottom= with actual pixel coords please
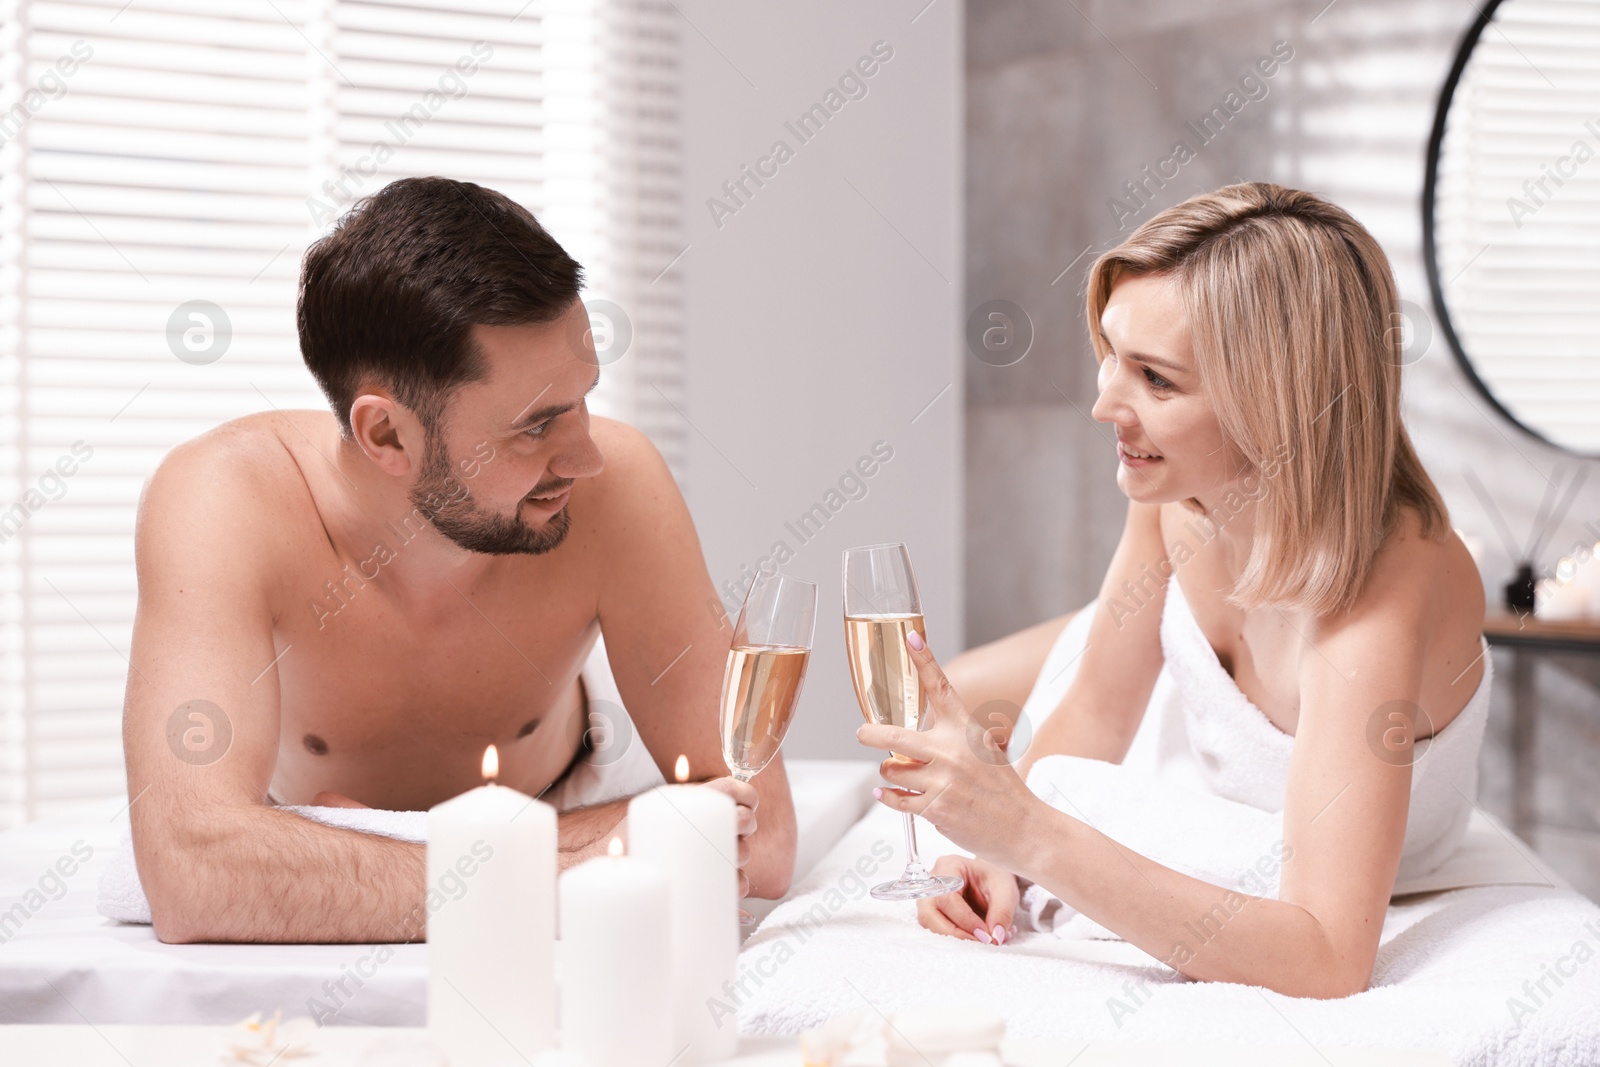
left=916, top=855, right=1019, bottom=945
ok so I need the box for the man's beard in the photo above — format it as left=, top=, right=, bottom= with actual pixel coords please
left=409, top=434, right=572, bottom=556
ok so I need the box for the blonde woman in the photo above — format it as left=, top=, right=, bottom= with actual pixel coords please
left=855, top=182, right=1490, bottom=999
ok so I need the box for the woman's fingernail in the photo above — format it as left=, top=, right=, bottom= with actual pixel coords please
left=993, top=924, right=1006, bottom=944
left=1009, top=925, right=1017, bottom=938
left=974, top=927, right=991, bottom=944
left=855, top=724, right=864, bottom=739
left=906, top=630, right=925, bottom=651
left=872, top=787, right=883, bottom=800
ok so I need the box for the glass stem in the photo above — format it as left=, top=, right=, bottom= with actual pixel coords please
left=900, top=812, right=928, bottom=880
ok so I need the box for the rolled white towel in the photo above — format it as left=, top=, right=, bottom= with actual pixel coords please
left=1016, top=752, right=1563, bottom=942
left=1019, top=753, right=1288, bottom=941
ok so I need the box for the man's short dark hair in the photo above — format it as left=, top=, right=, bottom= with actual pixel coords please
left=297, top=176, right=584, bottom=436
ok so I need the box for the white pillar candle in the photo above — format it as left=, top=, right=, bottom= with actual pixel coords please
left=1538, top=575, right=1589, bottom=621
left=427, top=745, right=557, bottom=1067
left=558, top=838, right=672, bottom=1067
left=626, top=758, right=740, bottom=1062
left=1577, top=549, right=1600, bottom=617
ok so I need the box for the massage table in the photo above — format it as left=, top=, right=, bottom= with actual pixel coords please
left=0, top=758, right=879, bottom=1027
left=4, top=757, right=1590, bottom=1063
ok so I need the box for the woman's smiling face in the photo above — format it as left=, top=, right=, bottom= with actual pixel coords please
left=1090, top=271, right=1246, bottom=505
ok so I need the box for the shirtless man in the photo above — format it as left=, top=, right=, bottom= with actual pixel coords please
left=122, top=176, right=796, bottom=943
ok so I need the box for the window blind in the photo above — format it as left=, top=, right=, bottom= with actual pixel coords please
left=0, top=0, right=684, bottom=827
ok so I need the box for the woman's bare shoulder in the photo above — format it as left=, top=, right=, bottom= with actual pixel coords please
left=1314, top=505, right=1484, bottom=650
left=1378, top=506, right=1481, bottom=610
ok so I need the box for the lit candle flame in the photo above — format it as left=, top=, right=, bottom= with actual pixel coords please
left=674, top=754, right=689, bottom=783
left=482, top=745, right=499, bottom=783
left=608, top=836, right=624, bottom=857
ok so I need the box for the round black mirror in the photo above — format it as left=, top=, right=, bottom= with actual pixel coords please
left=1423, top=0, right=1600, bottom=458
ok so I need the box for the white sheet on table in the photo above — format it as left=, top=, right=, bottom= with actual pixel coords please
left=733, top=802, right=1600, bottom=1066
left=0, top=759, right=877, bottom=1026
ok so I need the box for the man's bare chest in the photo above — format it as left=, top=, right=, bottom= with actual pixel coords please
left=264, top=559, right=601, bottom=804
left=284, top=576, right=596, bottom=715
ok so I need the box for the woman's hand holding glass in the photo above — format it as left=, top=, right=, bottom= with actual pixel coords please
left=854, top=626, right=1044, bottom=880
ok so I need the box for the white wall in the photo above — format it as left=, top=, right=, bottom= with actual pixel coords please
left=678, top=0, right=964, bottom=760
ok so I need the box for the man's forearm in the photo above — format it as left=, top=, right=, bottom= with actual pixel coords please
left=744, top=806, right=797, bottom=899
left=744, top=758, right=798, bottom=899
left=147, top=787, right=781, bottom=943
left=144, top=805, right=426, bottom=945
left=556, top=797, right=631, bottom=867
left=147, top=798, right=629, bottom=943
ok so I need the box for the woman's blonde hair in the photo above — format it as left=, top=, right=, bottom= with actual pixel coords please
left=1086, top=181, right=1448, bottom=618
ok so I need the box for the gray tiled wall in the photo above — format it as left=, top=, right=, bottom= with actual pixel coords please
left=964, top=0, right=1600, bottom=897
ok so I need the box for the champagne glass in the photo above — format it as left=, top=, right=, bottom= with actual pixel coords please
left=720, top=571, right=817, bottom=925
left=843, top=543, right=964, bottom=901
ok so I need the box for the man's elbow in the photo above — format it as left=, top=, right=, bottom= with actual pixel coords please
left=145, top=864, right=215, bottom=944
left=751, top=812, right=798, bottom=899
left=762, top=847, right=796, bottom=899
left=135, top=819, right=231, bottom=944
left=151, top=909, right=206, bottom=945
left=751, top=857, right=795, bottom=901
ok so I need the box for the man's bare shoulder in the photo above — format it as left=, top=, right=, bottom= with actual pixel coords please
left=146, top=410, right=324, bottom=505
left=137, top=411, right=329, bottom=582
left=576, top=415, right=706, bottom=580
left=579, top=416, right=682, bottom=527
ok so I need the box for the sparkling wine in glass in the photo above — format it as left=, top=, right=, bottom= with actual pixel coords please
left=843, top=543, right=964, bottom=901
left=719, top=571, right=816, bottom=924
